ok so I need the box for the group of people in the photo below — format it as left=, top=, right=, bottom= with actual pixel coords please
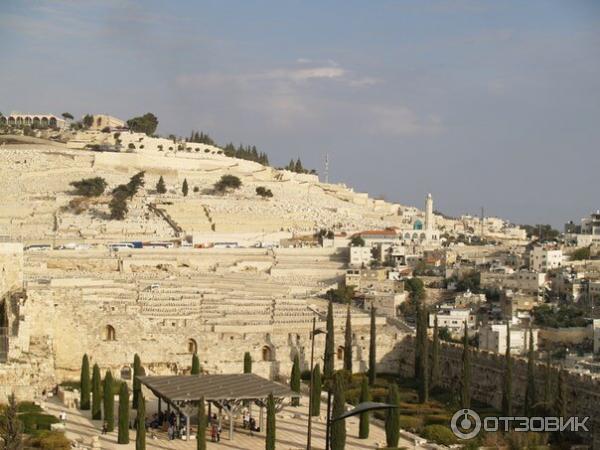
left=242, top=410, right=260, bottom=434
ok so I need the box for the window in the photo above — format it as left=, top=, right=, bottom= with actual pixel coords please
left=104, top=325, right=116, bottom=341
left=262, top=345, right=273, bottom=362
left=188, top=339, right=198, bottom=354
left=337, top=346, right=344, bottom=361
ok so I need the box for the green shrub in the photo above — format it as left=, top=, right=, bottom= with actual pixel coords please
left=421, top=425, right=457, bottom=446
left=17, top=401, right=43, bottom=413
left=19, top=413, right=59, bottom=433
left=25, top=430, right=71, bottom=449
left=399, top=415, right=422, bottom=432
left=69, top=177, right=107, bottom=197
left=423, top=414, right=451, bottom=426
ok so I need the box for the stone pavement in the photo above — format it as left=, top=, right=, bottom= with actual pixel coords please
left=44, top=395, right=424, bottom=450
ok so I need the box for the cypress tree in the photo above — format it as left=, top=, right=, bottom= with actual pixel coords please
left=92, top=363, right=102, bottom=420
left=266, top=393, right=276, bottom=450
left=197, top=397, right=206, bottom=450
left=244, top=352, right=252, bottom=373
left=502, top=321, right=513, bottom=416
left=543, top=352, right=553, bottom=409
left=290, top=354, right=301, bottom=406
left=136, top=393, right=146, bottom=450
left=385, top=384, right=401, bottom=448
left=191, top=353, right=200, bottom=375
left=330, top=373, right=346, bottom=450
left=460, top=322, right=471, bottom=409
left=554, top=369, right=566, bottom=418
left=156, top=176, right=166, bottom=194
left=358, top=375, right=370, bottom=439
left=182, top=178, right=189, bottom=197
left=414, top=299, right=422, bottom=379
left=524, top=327, right=536, bottom=416
left=80, top=354, right=91, bottom=410
left=368, top=304, right=377, bottom=385
left=310, top=364, right=322, bottom=416
left=430, top=315, right=440, bottom=391
left=323, top=300, right=335, bottom=380
left=133, top=354, right=141, bottom=410
left=118, top=383, right=130, bottom=444
left=417, top=304, right=429, bottom=403
left=103, top=370, right=115, bottom=432
left=343, top=305, right=353, bottom=372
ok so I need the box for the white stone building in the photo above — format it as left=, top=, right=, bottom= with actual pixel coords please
left=479, top=323, right=538, bottom=355
left=349, top=246, right=373, bottom=267
left=530, top=246, right=563, bottom=272
left=429, top=306, right=475, bottom=333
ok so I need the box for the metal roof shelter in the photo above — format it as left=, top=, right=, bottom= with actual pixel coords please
left=137, top=373, right=299, bottom=441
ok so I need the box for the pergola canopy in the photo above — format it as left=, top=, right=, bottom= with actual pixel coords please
left=137, top=373, right=298, bottom=402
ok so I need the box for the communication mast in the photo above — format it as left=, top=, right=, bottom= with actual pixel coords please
left=324, top=153, right=329, bottom=184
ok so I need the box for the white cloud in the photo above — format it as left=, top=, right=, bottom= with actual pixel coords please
left=366, top=106, right=443, bottom=136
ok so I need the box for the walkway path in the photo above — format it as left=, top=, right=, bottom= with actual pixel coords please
left=44, top=394, right=424, bottom=449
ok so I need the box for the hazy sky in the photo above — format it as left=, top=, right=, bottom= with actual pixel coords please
left=1, top=0, right=599, bottom=227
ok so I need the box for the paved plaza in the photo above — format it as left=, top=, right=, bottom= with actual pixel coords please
left=44, top=394, right=424, bottom=449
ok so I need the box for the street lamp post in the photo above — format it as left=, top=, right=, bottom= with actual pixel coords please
left=326, top=401, right=399, bottom=450
left=307, top=317, right=326, bottom=450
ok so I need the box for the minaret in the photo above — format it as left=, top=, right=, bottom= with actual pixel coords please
left=425, top=193, right=434, bottom=231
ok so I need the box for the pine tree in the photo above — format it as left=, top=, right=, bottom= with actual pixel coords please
left=136, top=393, right=146, bottom=450
left=80, top=354, right=91, bottom=410
left=524, top=327, right=536, bottom=416
left=323, top=300, right=335, bottom=380
left=266, top=393, right=276, bottom=450
left=118, top=383, right=130, bottom=444
left=310, top=364, right=322, bottom=416
left=0, top=393, right=22, bottom=449
left=103, top=370, right=115, bottom=432
left=330, top=373, right=346, bottom=450
left=244, top=352, right=252, bottom=373
left=358, top=375, right=370, bottom=439
left=460, top=322, right=471, bottom=409
left=417, top=303, right=429, bottom=403
left=182, top=178, right=189, bottom=197
left=290, top=354, right=301, bottom=406
left=191, top=353, right=200, bottom=375
left=156, top=176, right=166, bottom=194
left=430, top=315, right=440, bottom=391
left=197, top=397, right=206, bottom=450
left=368, top=304, right=377, bottom=385
left=133, top=354, right=141, bottom=410
left=385, top=384, right=400, bottom=448
left=92, top=363, right=102, bottom=420
left=554, top=369, right=566, bottom=418
left=502, top=321, right=513, bottom=416
left=343, top=305, right=353, bottom=372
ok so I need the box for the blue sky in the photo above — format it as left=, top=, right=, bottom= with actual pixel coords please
left=1, top=0, right=599, bottom=227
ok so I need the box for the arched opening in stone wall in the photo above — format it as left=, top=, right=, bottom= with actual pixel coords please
left=120, top=366, right=131, bottom=380
left=337, top=346, right=344, bottom=361
left=262, top=345, right=273, bottom=362
left=104, top=325, right=116, bottom=341
left=188, top=338, right=198, bottom=354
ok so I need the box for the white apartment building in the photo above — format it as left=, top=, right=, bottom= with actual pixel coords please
left=594, top=319, right=600, bottom=355
left=429, top=306, right=475, bottom=333
left=479, top=323, right=538, bottom=355
left=349, top=246, right=373, bottom=267
left=530, top=247, right=563, bottom=272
